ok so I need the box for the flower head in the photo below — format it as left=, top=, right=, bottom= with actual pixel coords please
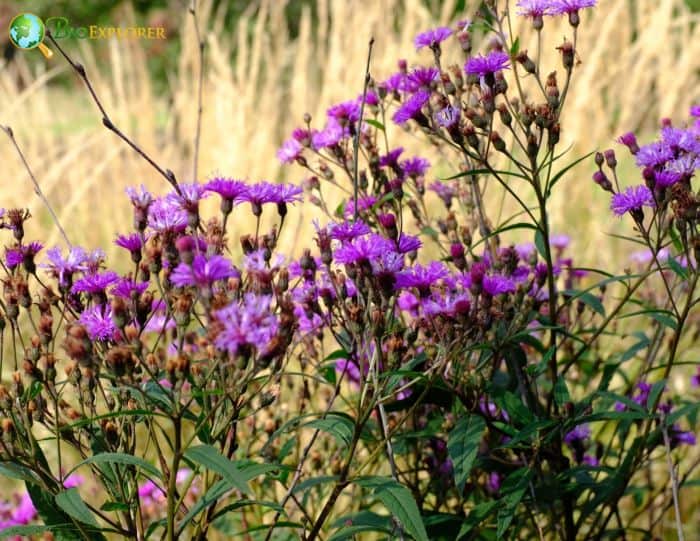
left=171, top=254, right=237, bottom=289
left=205, top=177, right=249, bottom=201
left=277, top=138, right=303, bottom=164
left=392, top=90, right=430, bottom=125
left=465, top=51, right=510, bottom=77
left=549, top=0, right=597, bottom=15
left=41, top=246, right=89, bottom=288
left=414, top=27, right=453, bottom=50
left=214, top=294, right=279, bottom=357
left=516, top=0, right=555, bottom=17
left=79, top=305, right=117, bottom=340
left=73, top=271, right=119, bottom=295
left=610, top=185, right=655, bottom=216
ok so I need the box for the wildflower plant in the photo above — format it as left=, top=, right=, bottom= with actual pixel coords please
left=0, top=1, right=699, bottom=540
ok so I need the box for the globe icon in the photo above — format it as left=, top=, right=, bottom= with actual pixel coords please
left=8, top=13, right=53, bottom=58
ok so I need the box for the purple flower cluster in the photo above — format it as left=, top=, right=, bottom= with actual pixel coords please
left=214, top=294, right=280, bottom=358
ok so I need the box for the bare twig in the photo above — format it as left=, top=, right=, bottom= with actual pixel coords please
left=45, top=31, right=180, bottom=194
left=352, top=37, right=374, bottom=222
left=1, top=125, right=71, bottom=246
left=190, top=0, right=205, bottom=181
left=662, top=417, right=686, bottom=541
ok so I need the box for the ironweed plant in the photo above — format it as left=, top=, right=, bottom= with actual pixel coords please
left=1, top=0, right=699, bottom=539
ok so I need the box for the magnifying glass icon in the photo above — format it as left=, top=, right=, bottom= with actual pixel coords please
left=8, top=13, right=54, bottom=59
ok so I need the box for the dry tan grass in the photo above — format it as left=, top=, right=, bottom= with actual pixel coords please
left=1, top=0, right=698, bottom=269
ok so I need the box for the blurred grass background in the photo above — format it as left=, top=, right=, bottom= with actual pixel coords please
left=0, top=0, right=698, bottom=271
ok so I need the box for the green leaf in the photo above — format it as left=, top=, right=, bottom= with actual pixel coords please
left=55, top=488, right=100, bottom=528
left=0, top=462, right=42, bottom=483
left=554, top=377, right=571, bottom=408
left=0, top=525, right=53, bottom=539
left=563, top=289, right=605, bottom=317
left=356, top=477, right=429, bottom=541
left=457, top=501, right=498, bottom=539
left=306, top=414, right=354, bottom=446
left=184, top=445, right=249, bottom=495
left=100, top=501, right=131, bottom=512
left=442, top=168, right=528, bottom=181
left=26, top=482, right=107, bottom=541
left=646, top=379, right=666, bottom=412
left=497, top=468, right=531, bottom=539
left=447, top=415, right=486, bottom=495
left=292, top=475, right=339, bottom=494
left=667, top=257, right=688, bottom=280
left=68, top=452, right=161, bottom=480
left=364, top=118, right=385, bottom=131
left=534, top=228, right=547, bottom=260
left=510, top=37, right=520, bottom=56
left=617, top=309, right=677, bottom=330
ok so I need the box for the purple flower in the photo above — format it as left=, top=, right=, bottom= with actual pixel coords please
left=654, top=170, right=682, bottom=188
left=396, top=233, right=422, bottom=254
left=564, top=424, right=591, bottom=445
left=111, top=277, right=149, bottom=299
left=516, top=0, right=555, bottom=17
left=73, top=271, right=119, bottom=295
left=465, top=51, right=510, bottom=77
left=691, top=366, right=700, bottom=388
left=515, top=243, right=536, bottom=262
left=334, top=234, right=395, bottom=266
left=549, top=0, right=597, bottom=15
left=63, top=473, right=85, bottom=489
left=691, top=105, right=700, bottom=117
left=41, top=246, right=89, bottom=288
left=397, top=290, right=420, bottom=316
left=205, top=177, right=249, bottom=201
left=610, top=185, right=655, bottom=216
left=430, top=181, right=457, bottom=207
left=4, top=248, right=22, bottom=269
left=486, top=472, right=502, bottom=494
left=312, top=119, right=347, bottom=149
left=483, top=274, right=516, bottom=296
left=328, top=220, right=371, bottom=242
left=395, top=261, right=449, bottom=292
left=414, top=27, right=453, bottom=50
left=617, top=132, right=640, bottom=153
left=327, top=100, right=361, bottom=124
left=0, top=492, right=37, bottom=530
left=422, top=291, right=471, bottom=318
left=239, top=181, right=303, bottom=207
left=277, top=138, right=303, bottom=164
left=401, top=156, right=430, bottom=177
left=550, top=234, right=570, bottom=250
left=406, top=67, right=440, bottom=91
left=435, top=105, right=460, bottom=128
left=147, top=197, right=188, bottom=233
left=360, top=90, right=379, bottom=107
left=635, top=142, right=674, bottom=168
left=115, top=233, right=143, bottom=253
left=379, top=147, right=404, bottom=168
left=667, top=155, right=700, bottom=177
left=670, top=425, right=696, bottom=447
left=392, top=90, right=430, bottom=125
left=171, top=254, right=236, bottom=289
left=5, top=242, right=43, bottom=270
left=126, top=184, right=153, bottom=209
left=167, top=183, right=207, bottom=211
left=79, top=305, right=117, bottom=340
left=344, top=195, right=377, bottom=218
left=214, top=294, right=279, bottom=357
